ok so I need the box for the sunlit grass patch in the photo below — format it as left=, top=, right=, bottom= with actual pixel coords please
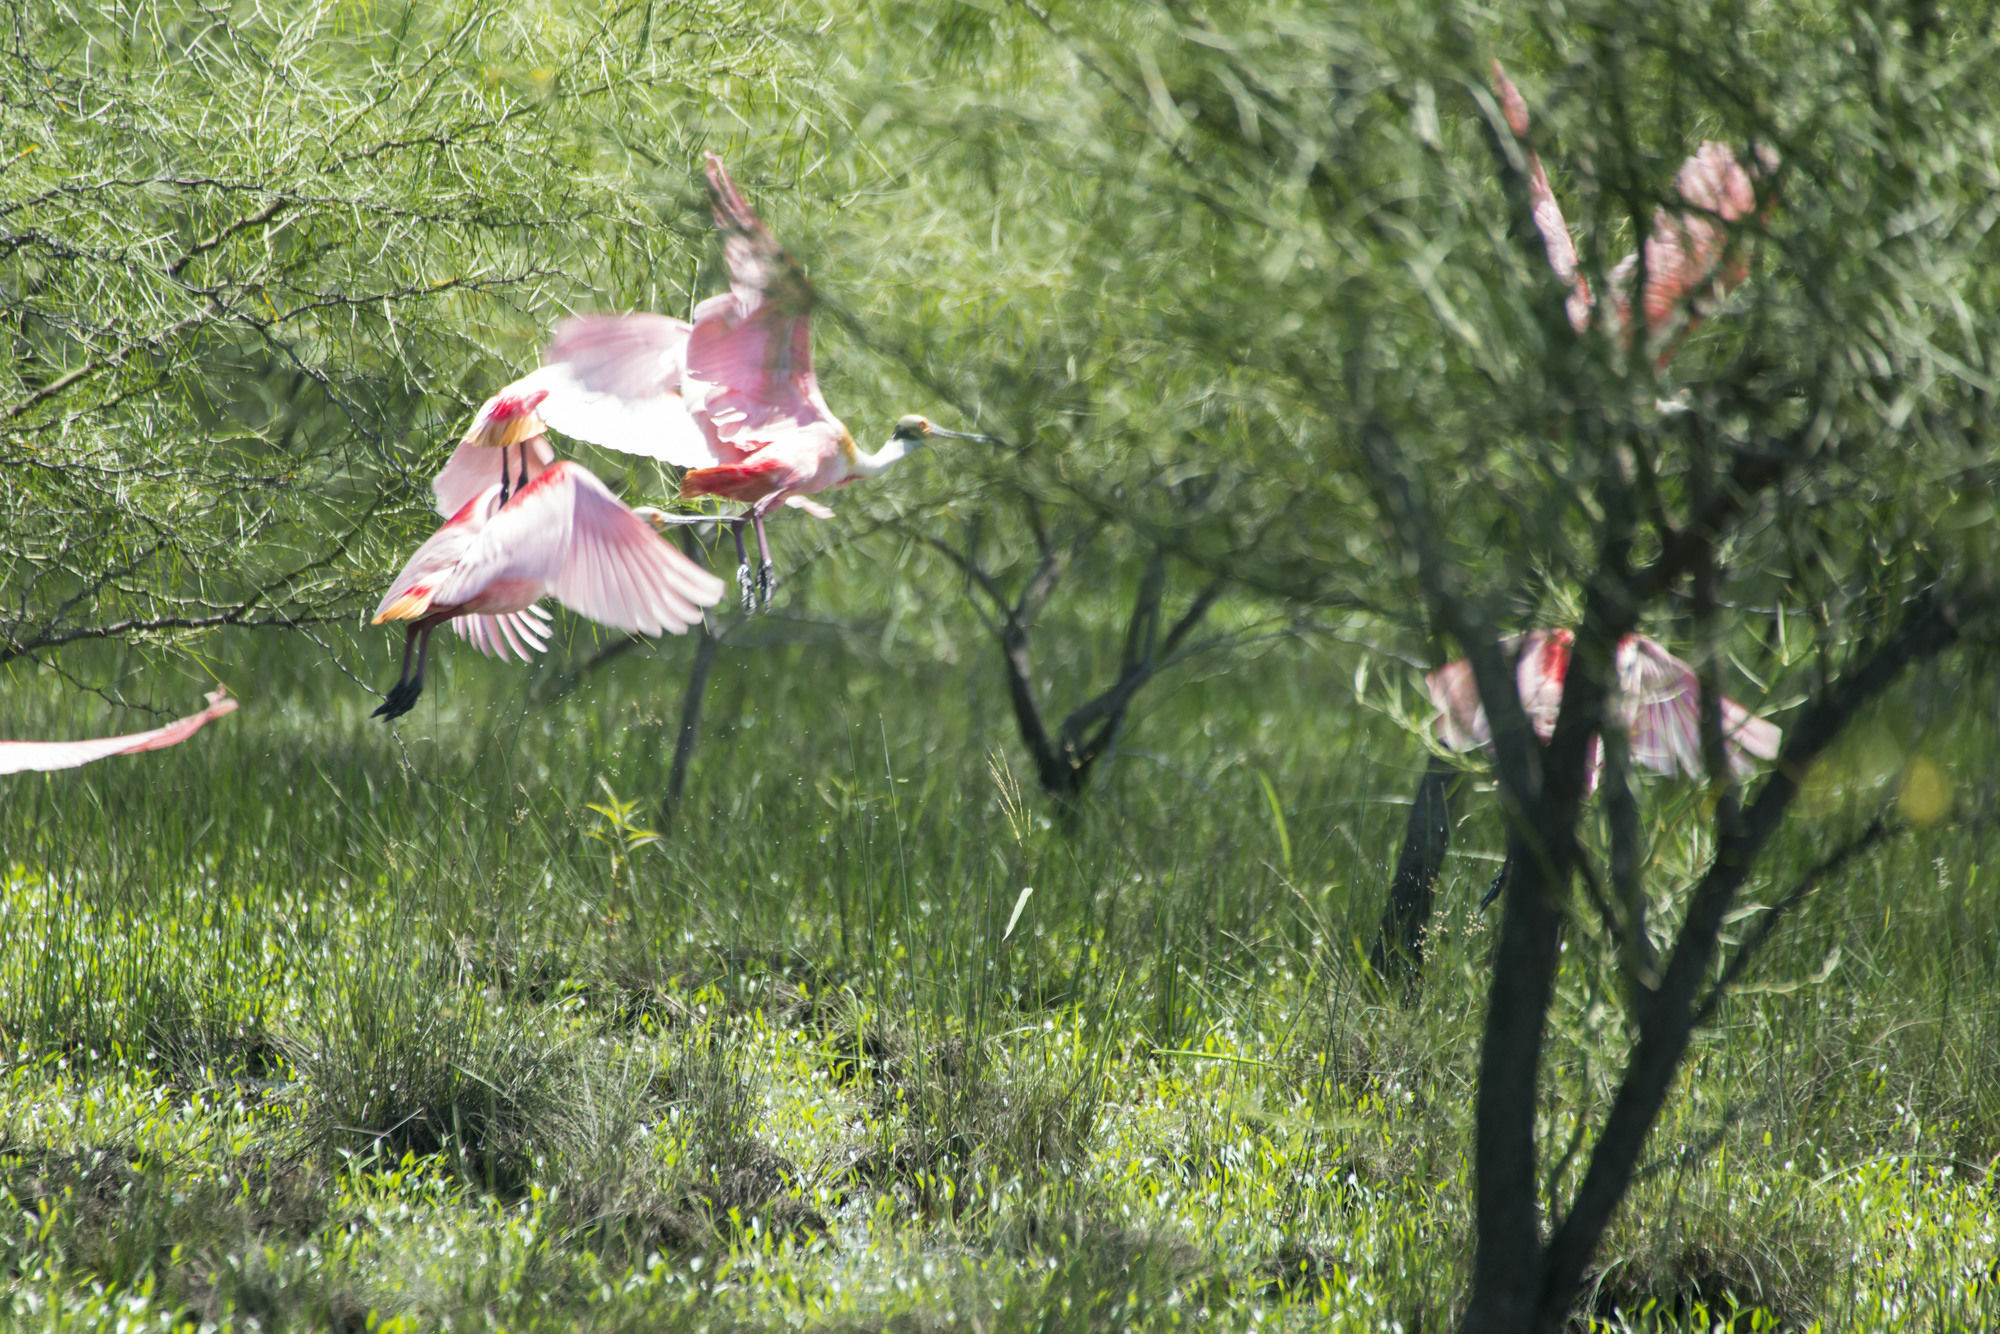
left=1, top=609, right=1997, bottom=1330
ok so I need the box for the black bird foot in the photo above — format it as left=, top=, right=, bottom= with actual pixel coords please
left=736, top=561, right=757, bottom=612
left=756, top=562, right=776, bottom=612
left=372, top=679, right=424, bottom=721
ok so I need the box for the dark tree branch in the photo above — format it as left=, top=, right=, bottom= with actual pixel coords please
left=2, top=309, right=214, bottom=422
left=1355, top=417, right=1542, bottom=802
left=1536, top=588, right=1981, bottom=1327
left=1056, top=575, right=1227, bottom=775
left=663, top=623, right=724, bottom=830
left=904, top=529, right=1009, bottom=628
left=1600, top=726, right=1660, bottom=998
left=4, top=607, right=349, bottom=659
left=1358, top=408, right=1584, bottom=1333
left=1691, top=813, right=1895, bottom=1029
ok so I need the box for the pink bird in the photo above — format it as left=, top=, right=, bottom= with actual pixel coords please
left=1426, top=630, right=1781, bottom=905
left=431, top=387, right=558, bottom=517
left=0, top=688, right=237, bottom=774
left=1427, top=630, right=1781, bottom=784
left=371, top=460, right=725, bottom=720
left=443, top=153, right=989, bottom=610
left=1491, top=61, right=1774, bottom=362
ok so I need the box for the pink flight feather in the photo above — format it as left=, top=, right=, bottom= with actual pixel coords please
left=0, top=688, right=238, bottom=775
left=1489, top=61, right=1771, bottom=358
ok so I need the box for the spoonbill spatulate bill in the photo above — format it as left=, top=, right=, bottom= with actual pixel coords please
left=371, top=459, right=725, bottom=720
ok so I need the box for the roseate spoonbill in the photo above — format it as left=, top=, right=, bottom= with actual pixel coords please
left=453, top=153, right=990, bottom=610
left=431, top=388, right=556, bottom=516
left=0, top=688, right=237, bottom=774
left=1491, top=61, right=1773, bottom=359
left=371, top=461, right=725, bottom=720
left=1425, top=630, right=1781, bottom=906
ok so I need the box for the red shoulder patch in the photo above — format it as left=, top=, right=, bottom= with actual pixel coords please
left=681, top=458, right=787, bottom=502
left=489, top=387, right=550, bottom=420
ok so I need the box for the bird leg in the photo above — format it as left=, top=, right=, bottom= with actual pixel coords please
left=514, top=441, right=531, bottom=497
left=373, top=624, right=435, bottom=721
left=1478, top=852, right=1514, bottom=910
left=730, top=517, right=756, bottom=611
left=752, top=513, right=777, bottom=612
left=498, top=443, right=513, bottom=506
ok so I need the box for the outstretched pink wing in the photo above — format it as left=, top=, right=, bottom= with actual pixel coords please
left=545, top=463, right=725, bottom=634
left=1491, top=62, right=1594, bottom=333
left=376, top=488, right=499, bottom=623
left=0, top=689, right=238, bottom=775
left=683, top=153, right=844, bottom=456
left=433, top=423, right=556, bottom=518
left=474, top=462, right=725, bottom=637
left=1616, top=634, right=1782, bottom=779
left=532, top=315, right=721, bottom=467
left=1426, top=629, right=1779, bottom=786
left=449, top=604, right=554, bottom=663
left=1426, top=629, right=1573, bottom=751
left=1490, top=62, right=1769, bottom=356
left=1607, top=142, right=1767, bottom=347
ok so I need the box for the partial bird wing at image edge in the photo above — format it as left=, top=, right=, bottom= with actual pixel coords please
left=0, top=689, right=239, bottom=775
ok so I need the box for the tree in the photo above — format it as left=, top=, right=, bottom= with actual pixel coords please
left=812, top=1, right=2000, bottom=1326
left=895, top=481, right=1233, bottom=810
left=0, top=0, right=793, bottom=688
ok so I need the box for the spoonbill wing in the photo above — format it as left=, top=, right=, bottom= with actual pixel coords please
left=1491, top=62, right=1769, bottom=355
left=433, top=428, right=556, bottom=518
left=1424, top=629, right=1570, bottom=751
left=1610, top=142, right=1766, bottom=341
left=1617, top=634, right=1780, bottom=778
left=533, top=316, right=723, bottom=467
left=375, top=488, right=499, bottom=624
left=0, top=688, right=238, bottom=774
left=1424, top=654, right=1487, bottom=750
left=449, top=604, right=554, bottom=662
left=1491, top=62, right=1594, bottom=332
left=684, top=153, right=841, bottom=455
left=1513, top=630, right=1572, bottom=742
left=477, top=462, right=725, bottom=636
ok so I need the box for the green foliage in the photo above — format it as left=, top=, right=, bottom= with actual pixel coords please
left=2, top=0, right=1999, bottom=1327
left=0, top=0, right=798, bottom=669
left=0, top=622, right=1991, bottom=1327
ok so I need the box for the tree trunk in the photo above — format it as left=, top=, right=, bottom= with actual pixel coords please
left=661, top=623, right=721, bottom=829
left=1368, top=752, right=1460, bottom=991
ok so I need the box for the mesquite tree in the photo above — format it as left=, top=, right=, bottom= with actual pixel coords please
left=817, top=1, right=2000, bottom=1326
left=0, top=0, right=790, bottom=686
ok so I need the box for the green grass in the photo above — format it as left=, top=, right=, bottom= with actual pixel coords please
left=1, top=617, right=1997, bottom=1330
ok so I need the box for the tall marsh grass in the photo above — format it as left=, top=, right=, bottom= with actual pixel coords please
left=1, top=617, right=1997, bottom=1328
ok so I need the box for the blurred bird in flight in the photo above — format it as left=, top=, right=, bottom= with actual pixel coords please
left=1490, top=60, right=1774, bottom=364
left=371, top=462, right=724, bottom=720
left=0, top=688, right=237, bottom=774
left=1427, top=630, right=1781, bottom=786
left=435, top=152, right=991, bottom=612
left=1407, top=69, right=1781, bottom=911
left=1426, top=630, right=1781, bottom=906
